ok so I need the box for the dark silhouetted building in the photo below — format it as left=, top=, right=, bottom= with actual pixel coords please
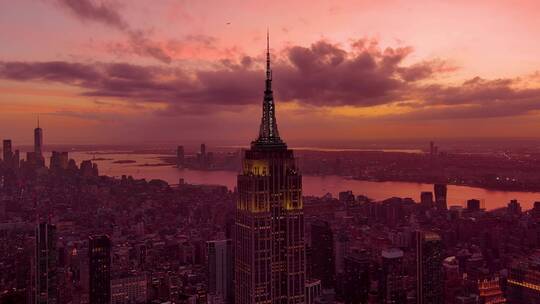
left=466, top=199, right=481, bottom=212
left=235, top=33, right=305, bottom=304
left=34, top=119, right=44, bottom=166
left=80, top=160, right=99, bottom=177
left=177, top=145, right=185, bottom=167
left=13, top=149, right=20, bottom=169
left=339, top=191, right=355, bottom=205
left=434, top=184, right=447, bottom=210
left=310, top=220, right=335, bottom=288
left=35, top=222, right=58, bottom=304
left=3, top=139, right=13, bottom=166
left=89, top=235, right=111, bottom=304
left=420, top=192, right=434, bottom=208
left=532, top=201, right=540, bottom=218
left=416, top=231, right=444, bottom=304
left=507, top=199, right=522, bottom=216
left=208, top=239, right=233, bottom=304
left=379, top=248, right=406, bottom=304
left=341, top=250, right=370, bottom=304
left=430, top=141, right=438, bottom=156
left=335, top=231, right=349, bottom=275
left=50, top=151, right=68, bottom=170
left=198, top=143, right=208, bottom=168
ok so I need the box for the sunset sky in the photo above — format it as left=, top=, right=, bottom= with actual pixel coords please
left=2, top=0, right=540, bottom=145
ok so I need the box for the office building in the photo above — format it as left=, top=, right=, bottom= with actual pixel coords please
left=467, top=199, right=481, bottom=212
left=3, top=139, right=13, bottom=166
left=50, top=151, right=69, bottom=170
left=89, top=235, right=111, bottom=304
left=507, top=199, right=522, bottom=216
left=334, top=231, right=349, bottom=275
left=507, top=257, right=540, bottom=303
left=420, top=192, right=433, bottom=208
left=34, top=119, right=45, bottom=166
left=310, top=220, right=335, bottom=288
left=177, top=145, right=185, bottom=167
left=111, top=274, right=148, bottom=304
left=379, top=248, right=406, bottom=304
left=434, top=184, right=447, bottom=210
left=13, top=149, right=20, bottom=169
left=235, top=33, right=305, bottom=304
left=35, top=222, right=58, bottom=304
left=208, top=239, right=233, bottom=304
left=416, top=231, right=444, bottom=304
left=341, top=250, right=370, bottom=304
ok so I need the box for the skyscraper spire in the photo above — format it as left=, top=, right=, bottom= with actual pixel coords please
left=253, top=29, right=285, bottom=149
left=266, top=28, right=271, bottom=83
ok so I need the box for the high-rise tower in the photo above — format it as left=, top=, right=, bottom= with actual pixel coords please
left=434, top=184, right=447, bottom=210
left=379, top=248, right=407, bottom=304
left=310, top=220, right=334, bottom=288
left=416, top=231, right=444, bottom=304
left=235, top=32, right=305, bottom=304
left=35, top=222, right=58, bottom=304
left=3, top=139, right=13, bottom=165
left=34, top=117, right=45, bottom=167
left=89, top=235, right=111, bottom=304
left=208, top=239, right=234, bottom=303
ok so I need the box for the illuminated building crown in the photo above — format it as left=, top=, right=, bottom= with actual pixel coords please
left=252, top=30, right=286, bottom=150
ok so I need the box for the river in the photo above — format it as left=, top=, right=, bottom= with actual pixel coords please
left=64, top=152, right=539, bottom=211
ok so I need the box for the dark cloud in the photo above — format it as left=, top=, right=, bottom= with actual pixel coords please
left=0, top=60, right=260, bottom=110
left=56, top=0, right=128, bottom=30
left=2, top=39, right=539, bottom=119
left=275, top=41, right=437, bottom=106
left=55, top=0, right=172, bottom=64
left=126, top=30, right=172, bottom=64
left=398, top=59, right=456, bottom=82
left=0, top=61, right=101, bottom=84
left=393, top=99, right=540, bottom=120
left=419, top=77, right=539, bottom=106
left=395, top=76, right=540, bottom=119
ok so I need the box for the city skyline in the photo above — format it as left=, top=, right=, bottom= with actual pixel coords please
left=2, top=1, right=540, bottom=144
left=3, top=2, right=540, bottom=304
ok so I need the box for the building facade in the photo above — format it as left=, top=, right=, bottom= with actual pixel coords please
left=379, top=248, right=406, bottom=304
left=310, top=220, right=334, bottom=288
left=208, top=239, right=234, bottom=303
left=35, top=222, right=58, bottom=304
left=340, top=250, right=370, bottom=304
left=416, top=231, right=444, bottom=304
left=111, top=274, right=148, bottom=304
left=34, top=120, right=45, bottom=166
left=89, top=235, right=111, bottom=304
left=235, top=33, right=305, bottom=304
left=434, top=184, right=447, bottom=210
left=507, top=257, right=540, bottom=303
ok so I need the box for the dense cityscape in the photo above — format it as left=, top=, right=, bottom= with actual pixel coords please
left=1, top=35, right=540, bottom=304
left=163, top=142, right=540, bottom=193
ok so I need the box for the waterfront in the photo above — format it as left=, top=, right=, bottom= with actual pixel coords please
left=66, top=152, right=540, bottom=210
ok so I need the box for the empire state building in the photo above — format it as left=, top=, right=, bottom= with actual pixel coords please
left=235, top=34, right=306, bottom=304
